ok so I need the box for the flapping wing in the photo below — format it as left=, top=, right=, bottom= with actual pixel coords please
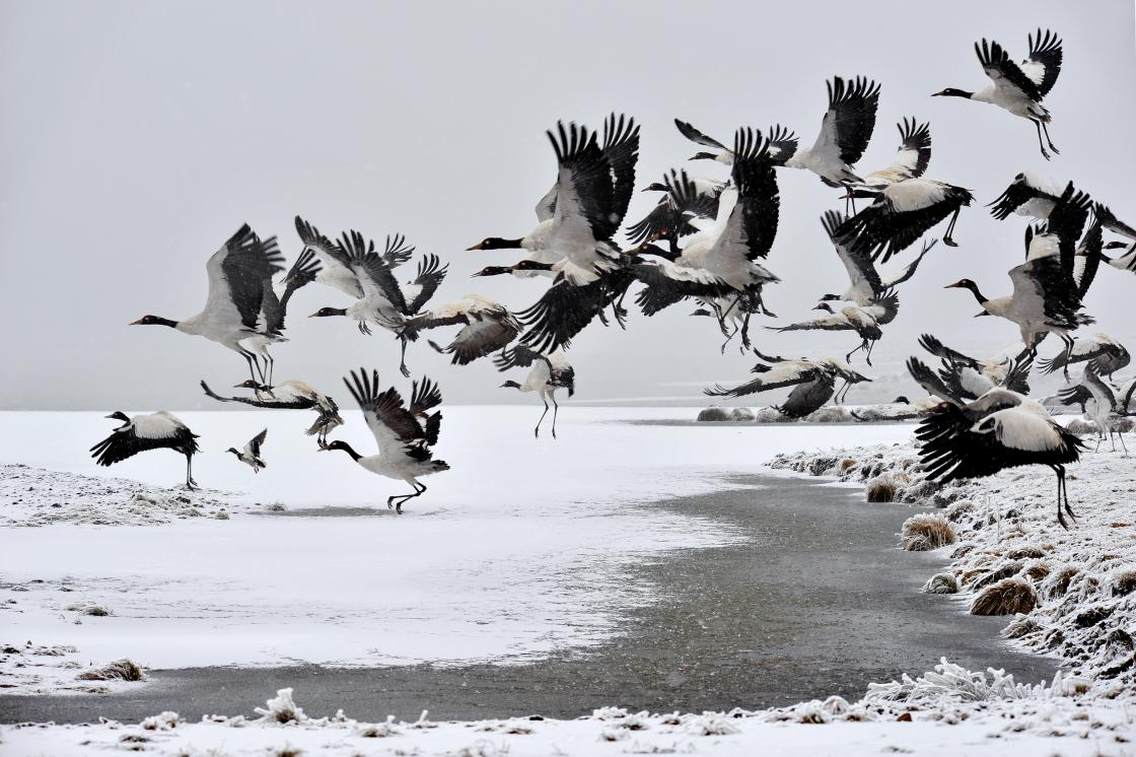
left=674, top=118, right=728, bottom=151
left=812, top=75, right=880, bottom=166
left=344, top=368, right=427, bottom=453
left=206, top=225, right=285, bottom=332
left=1020, top=28, right=1062, bottom=98
left=405, top=253, right=448, bottom=314
left=340, top=230, right=408, bottom=313
left=246, top=428, right=267, bottom=457
left=821, top=209, right=882, bottom=300
left=976, top=37, right=1041, bottom=101
left=382, top=234, right=416, bottom=268
left=601, top=113, right=640, bottom=230
left=712, top=127, right=780, bottom=263
left=632, top=258, right=734, bottom=316
left=534, top=182, right=558, bottom=222
left=704, top=361, right=822, bottom=398
left=514, top=273, right=621, bottom=355
left=548, top=121, right=619, bottom=242
left=918, top=333, right=979, bottom=369
left=887, top=118, right=931, bottom=180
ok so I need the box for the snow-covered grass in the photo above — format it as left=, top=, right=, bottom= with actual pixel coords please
left=770, top=440, right=1136, bottom=695
left=1, top=668, right=1131, bottom=756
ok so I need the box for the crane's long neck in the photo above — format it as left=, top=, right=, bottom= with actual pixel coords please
left=334, top=442, right=362, bottom=461
left=959, top=281, right=988, bottom=306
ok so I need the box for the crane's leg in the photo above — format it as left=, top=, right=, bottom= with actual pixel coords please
left=535, top=396, right=550, bottom=438
left=865, top=339, right=876, bottom=366
left=185, top=453, right=198, bottom=490
left=943, top=207, right=961, bottom=247
left=1032, top=120, right=1051, bottom=161
left=550, top=391, right=560, bottom=439
left=390, top=481, right=426, bottom=514
left=399, top=338, right=411, bottom=378
left=846, top=341, right=865, bottom=365
left=265, top=352, right=275, bottom=387
left=1058, top=464, right=1075, bottom=524
left=1118, top=429, right=1130, bottom=456
left=739, top=311, right=753, bottom=352
left=1051, top=465, right=1067, bottom=529
left=240, top=349, right=260, bottom=386
left=1040, top=120, right=1059, bottom=155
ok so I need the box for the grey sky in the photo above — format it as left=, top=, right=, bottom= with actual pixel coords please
left=1, top=0, right=1133, bottom=409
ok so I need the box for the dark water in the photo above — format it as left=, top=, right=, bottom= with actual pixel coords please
left=0, top=475, right=1056, bottom=724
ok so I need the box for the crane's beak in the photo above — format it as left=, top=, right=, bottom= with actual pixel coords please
left=974, top=311, right=990, bottom=318
left=466, top=242, right=484, bottom=251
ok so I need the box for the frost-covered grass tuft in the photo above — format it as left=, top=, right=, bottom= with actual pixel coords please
left=696, top=407, right=732, bottom=422
left=922, top=573, right=959, bottom=594
left=355, top=715, right=398, bottom=738
left=971, top=577, right=1037, bottom=616
left=141, top=711, right=179, bottom=731
left=865, top=657, right=1066, bottom=704
left=1112, top=569, right=1136, bottom=597
left=76, top=658, right=143, bottom=681
left=901, top=514, right=956, bottom=551
left=866, top=476, right=897, bottom=503
left=254, top=688, right=307, bottom=724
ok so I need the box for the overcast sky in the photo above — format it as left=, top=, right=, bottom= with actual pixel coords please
left=1, top=0, right=1134, bottom=410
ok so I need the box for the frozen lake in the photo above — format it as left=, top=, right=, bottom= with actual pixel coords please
left=0, top=408, right=914, bottom=671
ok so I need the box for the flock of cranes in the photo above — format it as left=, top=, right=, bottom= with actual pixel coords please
left=89, top=29, right=1135, bottom=522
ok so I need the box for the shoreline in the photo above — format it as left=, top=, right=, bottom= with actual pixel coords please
left=0, top=470, right=1056, bottom=724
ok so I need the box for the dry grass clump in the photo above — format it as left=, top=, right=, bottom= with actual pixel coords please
left=971, top=578, right=1038, bottom=616
left=945, top=499, right=976, bottom=522
left=66, top=603, right=111, bottom=616
left=1042, top=565, right=1080, bottom=599
left=77, top=658, right=144, bottom=682
left=922, top=573, right=959, bottom=594
left=901, top=514, right=956, bottom=551
left=1007, top=545, right=1047, bottom=560
left=1023, top=561, right=1050, bottom=582
left=839, top=458, right=857, bottom=473
left=1112, top=569, right=1136, bottom=597
left=866, top=477, right=897, bottom=503
left=970, top=560, right=1024, bottom=590
left=696, top=407, right=732, bottom=422
left=1002, top=615, right=1044, bottom=639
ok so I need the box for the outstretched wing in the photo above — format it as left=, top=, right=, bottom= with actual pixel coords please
left=548, top=121, right=620, bottom=242
left=405, top=253, right=449, bottom=314
left=1020, top=28, right=1062, bottom=98
left=600, top=112, right=640, bottom=231
left=340, top=230, right=409, bottom=313
left=344, top=368, right=428, bottom=453
left=673, top=118, right=728, bottom=152
left=382, top=234, right=416, bottom=268
left=812, top=75, right=880, bottom=167
left=704, top=361, right=821, bottom=398
left=246, top=428, right=268, bottom=457
left=976, top=37, right=1041, bottom=101
left=205, top=225, right=285, bottom=332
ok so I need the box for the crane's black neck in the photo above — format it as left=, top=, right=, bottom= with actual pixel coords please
left=935, top=88, right=974, bottom=99
left=333, top=441, right=362, bottom=461
left=958, top=281, right=988, bottom=305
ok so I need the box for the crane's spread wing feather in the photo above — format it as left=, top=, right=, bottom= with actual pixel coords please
left=673, top=118, right=728, bottom=151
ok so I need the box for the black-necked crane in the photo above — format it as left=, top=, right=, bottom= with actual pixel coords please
left=908, top=356, right=1083, bottom=528
left=917, top=333, right=1032, bottom=398
left=933, top=29, right=1063, bottom=160
left=1076, top=361, right=1131, bottom=450
left=321, top=368, right=449, bottom=514
left=850, top=395, right=939, bottom=422
left=835, top=177, right=973, bottom=262
left=679, top=76, right=880, bottom=190
left=945, top=184, right=1094, bottom=363
left=767, top=292, right=895, bottom=366
left=399, top=295, right=522, bottom=365
left=200, top=379, right=343, bottom=445
left=1037, top=333, right=1130, bottom=379
left=817, top=210, right=933, bottom=310
left=494, top=345, right=575, bottom=438
left=633, top=128, right=781, bottom=345
left=989, top=172, right=1066, bottom=221
left=90, top=411, right=201, bottom=489
left=704, top=354, right=870, bottom=417
left=466, top=114, right=639, bottom=286
left=131, top=224, right=284, bottom=386
left=309, top=231, right=447, bottom=377
left=227, top=429, right=267, bottom=473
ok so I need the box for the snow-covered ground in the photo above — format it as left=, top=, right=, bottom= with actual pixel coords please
left=3, top=665, right=1133, bottom=756
left=0, top=408, right=912, bottom=690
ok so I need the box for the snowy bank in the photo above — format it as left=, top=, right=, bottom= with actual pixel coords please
left=0, top=463, right=253, bottom=527
left=770, top=443, right=1136, bottom=695
left=2, top=663, right=1132, bottom=756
